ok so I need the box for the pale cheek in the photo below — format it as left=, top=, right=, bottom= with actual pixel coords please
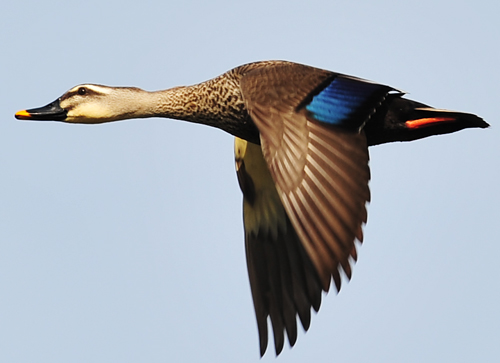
left=67, top=104, right=113, bottom=121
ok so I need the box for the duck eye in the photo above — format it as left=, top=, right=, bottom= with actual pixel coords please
left=77, top=87, right=87, bottom=95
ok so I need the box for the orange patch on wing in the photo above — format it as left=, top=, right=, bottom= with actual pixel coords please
left=405, top=117, right=455, bottom=129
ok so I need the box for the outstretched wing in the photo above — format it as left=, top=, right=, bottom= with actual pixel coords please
left=238, top=62, right=393, bottom=355
left=235, top=138, right=323, bottom=356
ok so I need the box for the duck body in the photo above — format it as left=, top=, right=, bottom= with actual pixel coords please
left=15, top=60, right=488, bottom=356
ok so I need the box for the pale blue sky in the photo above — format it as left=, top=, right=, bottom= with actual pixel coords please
left=1, top=1, right=499, bottom=362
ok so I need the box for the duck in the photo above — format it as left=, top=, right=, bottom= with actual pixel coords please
left=15, top=60, right=489, bottom=356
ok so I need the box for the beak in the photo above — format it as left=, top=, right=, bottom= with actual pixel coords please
left=15, top=99, right=67, bottom=121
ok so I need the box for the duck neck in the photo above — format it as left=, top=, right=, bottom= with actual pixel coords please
left=150, top=77, right=260, bottom=143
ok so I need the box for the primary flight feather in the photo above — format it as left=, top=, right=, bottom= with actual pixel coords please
left=15, top=60, right=488, bottom=356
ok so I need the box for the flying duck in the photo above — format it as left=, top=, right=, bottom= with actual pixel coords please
left=15, top=60, right=488, bottom=356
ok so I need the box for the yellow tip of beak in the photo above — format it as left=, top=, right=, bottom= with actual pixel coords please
left=15, top=110, right=32, bottom=120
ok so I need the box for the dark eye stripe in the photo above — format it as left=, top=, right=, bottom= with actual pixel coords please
left=61, top=87, right=100, bottom=101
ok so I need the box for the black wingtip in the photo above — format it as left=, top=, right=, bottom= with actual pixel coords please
left=257, top=317, right=268, bottom=357
left=273, top=330, right=285, bottom=356
left=260, top=343, right=266, bottom=358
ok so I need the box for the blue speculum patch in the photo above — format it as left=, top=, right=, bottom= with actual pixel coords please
left=306, top=77, right=386, bottom=128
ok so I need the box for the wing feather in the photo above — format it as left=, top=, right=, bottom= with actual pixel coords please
left=236, top=139, right=324, bottom=356
left=238, top=62, right=374, bottom=355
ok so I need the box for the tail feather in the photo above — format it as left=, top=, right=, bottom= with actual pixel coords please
left=365, top=95, right=489, bottom=146
left=409, top=107, right=488, bottom=129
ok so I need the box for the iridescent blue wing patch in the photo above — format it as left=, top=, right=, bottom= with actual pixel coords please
left=305, top=76, right=391, bottom=130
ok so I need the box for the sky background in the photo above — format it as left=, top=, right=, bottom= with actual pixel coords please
left=1, top=1, right=499, bottom=362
